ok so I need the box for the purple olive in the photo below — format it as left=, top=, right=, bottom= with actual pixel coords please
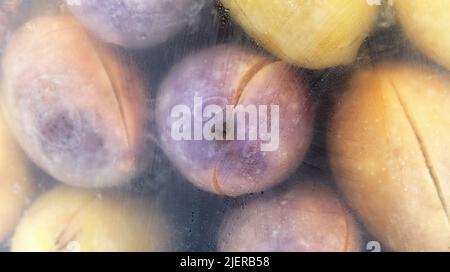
left=65, top=0, right=207, bottom=48
left=156, top=45, right=315, bottom=196
left=218, top=181, right=361, bottom=252
left=1, top=16, right=150, bottom=188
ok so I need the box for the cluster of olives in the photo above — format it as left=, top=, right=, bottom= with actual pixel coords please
left=0, top=0, right=448, bottom=252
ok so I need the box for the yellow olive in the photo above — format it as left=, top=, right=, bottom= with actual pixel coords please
left=395, top=0, right=450, bottom=70
left=221, top=0, right=378, bottom=69
left=0, top=111, right=33, bottom=243
left=329, top=63, right=450, bottom=252
left=12, top=186, right=172, bottom=252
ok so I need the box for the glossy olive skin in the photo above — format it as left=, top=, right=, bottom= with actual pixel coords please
left=66, top=0, right=207, bottom=48
left=156, top=45, right=315, bottom=197
left=218, top=181, right=361, bottom=252
left=1, top=16, right=150, bottom=188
